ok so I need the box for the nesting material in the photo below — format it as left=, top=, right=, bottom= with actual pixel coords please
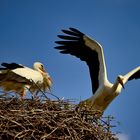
left=0, top=97, right=118, bottom=140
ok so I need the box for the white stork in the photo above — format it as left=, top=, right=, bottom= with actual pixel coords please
left=55, top=27, right=140, bottom=113
left=0, top=62, right=52, bottom=98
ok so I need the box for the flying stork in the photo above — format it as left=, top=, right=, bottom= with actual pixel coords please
left=0, top=62, right=52, bottom=98
left=55, top=27, right=140, bottom=113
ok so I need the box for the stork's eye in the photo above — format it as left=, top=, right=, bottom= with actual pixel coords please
left=41, top=64, right=44, bottom=69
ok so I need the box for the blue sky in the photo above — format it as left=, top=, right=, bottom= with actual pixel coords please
left=0, top=0, right=140, bottom=139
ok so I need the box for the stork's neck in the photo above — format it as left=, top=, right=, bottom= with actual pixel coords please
left=111, top=78, right=122, bottom=93
left=34, top=67, right=42, bottom=73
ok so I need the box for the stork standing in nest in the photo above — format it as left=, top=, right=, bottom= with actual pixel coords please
left=0, top=62, right=52, bottom=98
left=55, top=27, right=140, bottom=114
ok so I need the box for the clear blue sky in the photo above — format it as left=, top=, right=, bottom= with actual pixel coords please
left=0, top=0, right=140, bottom=139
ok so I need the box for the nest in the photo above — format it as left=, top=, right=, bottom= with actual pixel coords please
left=0, top=95, right=118, bottom=140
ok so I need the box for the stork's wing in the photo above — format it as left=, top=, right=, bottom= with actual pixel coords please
left=0, top=62, right=30, bottom=83
left=123, top=66, right=140, bottom=84
left=55, top=28, right=107, bottom=94
left=0, top=62, right=24, bottom=70
left=0, top=62, right=29, bottom=83
left=0, top=70, right=32, bottom=94
left=0, top=70, right=30, bottom=84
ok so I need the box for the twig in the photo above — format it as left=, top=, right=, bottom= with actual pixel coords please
left=0, top=115, right=26, bottom=130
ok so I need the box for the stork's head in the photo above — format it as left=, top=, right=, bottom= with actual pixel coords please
left=34, top=62, right=52, bottom=85
left=117, top=75, right=125, bottom=89
left=33, top=62, right=46, bottom=73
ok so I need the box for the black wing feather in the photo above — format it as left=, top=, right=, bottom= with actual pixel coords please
left=0, top=62, right=24, bottom=70
left=57, top=35, right=80, bottom=40
left=62, top=28, right=84, bottom=37
left=55, top=28, right=99, bottom=94
left=128, top=69, right=140, bottom=81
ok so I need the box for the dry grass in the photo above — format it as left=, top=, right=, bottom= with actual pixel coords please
left=0, top=94, right=118, bottom=140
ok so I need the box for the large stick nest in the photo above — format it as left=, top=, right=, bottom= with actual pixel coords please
left=0, top=96, right=118, bottom=140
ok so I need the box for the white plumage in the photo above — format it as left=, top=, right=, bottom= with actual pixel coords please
left=0, top=62, right=52, bottom=97
left=55, top=27, right=140, bottom=114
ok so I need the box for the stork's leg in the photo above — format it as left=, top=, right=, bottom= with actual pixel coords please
left=33, top=90, right=40, bottom=101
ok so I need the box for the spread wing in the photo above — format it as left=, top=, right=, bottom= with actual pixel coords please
left=123, top=66, right=140, bottom=84
left=55, top=28, right=107, bottom=94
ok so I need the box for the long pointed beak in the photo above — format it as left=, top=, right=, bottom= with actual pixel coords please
left=39, top=67, right=46, bottom=73
left=48, top=76, right=53, bottom=83
left=42, top=68, right=46, bottom=73
left=119, top=79, right=125, bottom=89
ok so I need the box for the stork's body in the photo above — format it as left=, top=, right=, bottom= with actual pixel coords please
left=83, top=81, right=122, bottom=112
left=0, top=62, right=52, bottom=97
left=55, top=28, right=140, bottom=113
